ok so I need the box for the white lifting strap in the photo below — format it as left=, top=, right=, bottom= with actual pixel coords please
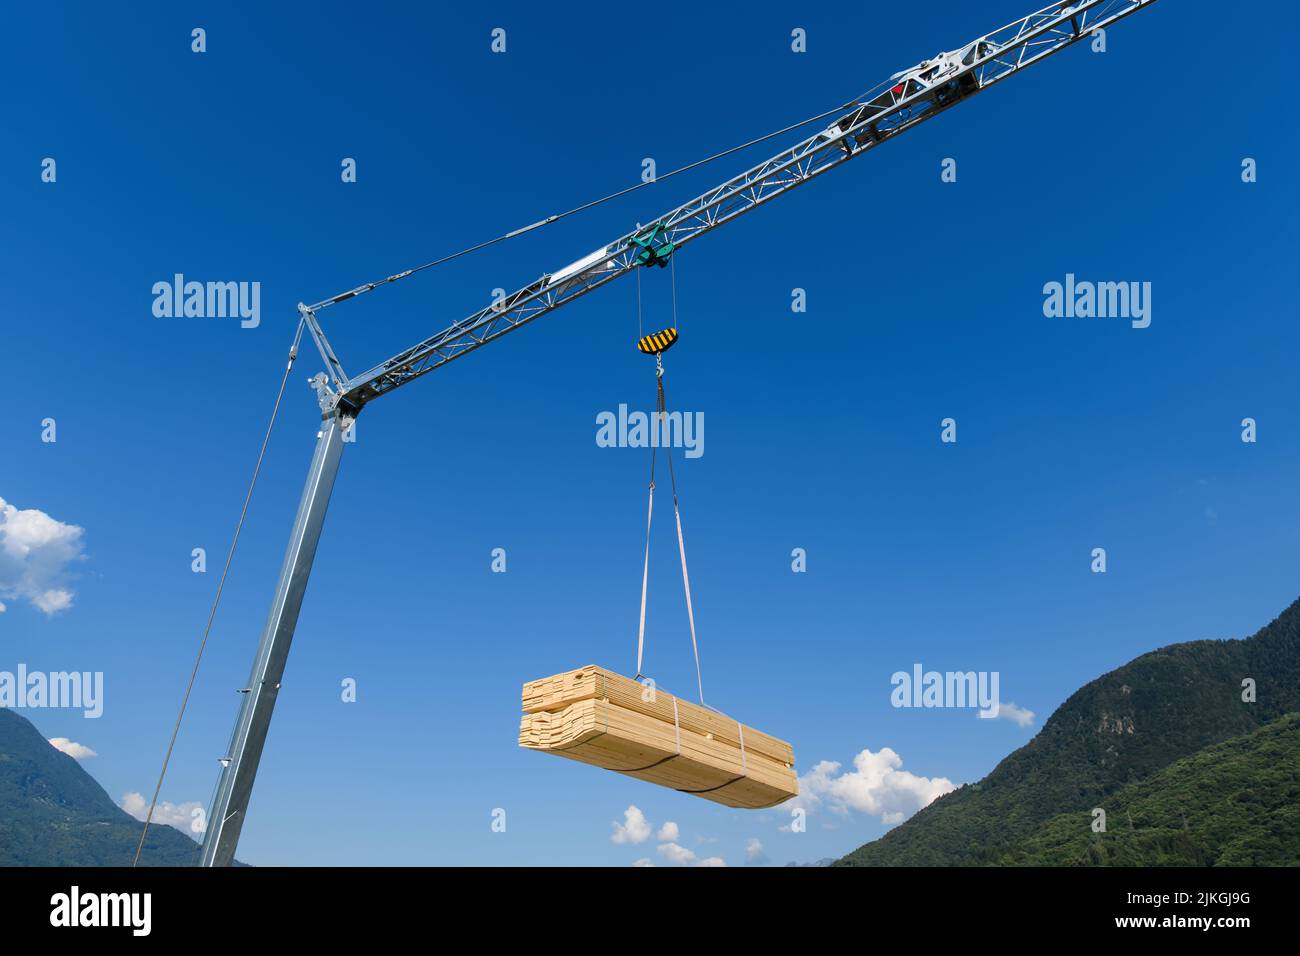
left=674, top=499, right=704, bottom=705
left=635, top=483, right=654, bottom=678
left=634, top=352, right=706, bottom=706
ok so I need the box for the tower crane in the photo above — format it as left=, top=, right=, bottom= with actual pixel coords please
left=197, top=0, right=1159, bottom=866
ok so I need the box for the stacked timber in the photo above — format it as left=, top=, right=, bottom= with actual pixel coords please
left=519, top=665, right=797, bottom=809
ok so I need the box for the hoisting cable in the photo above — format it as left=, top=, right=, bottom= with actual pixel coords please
left=131, top=318, right=305, bottom=866
left=670, top=254, right=679, bottom=331
left=305, top=83, right=892, bottom=313
left=634, top=351, right=705, bottom=706
left=662, top=373, right=705, bottom=706
left=634, top=410, right=654, bottom=681
left=636, top=268, right=643, bottom=339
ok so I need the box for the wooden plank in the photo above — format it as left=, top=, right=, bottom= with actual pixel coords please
left=521, top=665, right=794, bottom=766
left=519, top=666, right=798, bottom=810
left=520, top=702, right=795, bottom=809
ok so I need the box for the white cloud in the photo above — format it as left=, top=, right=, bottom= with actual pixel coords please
left=120, top=792, right=205, bottom=834
left=0, top=497, right=85, bottom=616
left=610, top=805, right=652, bottom=845
left=656, top=821, right=679, bottom=842
left=48, top=737, right=96, bottom=759
left=791, top=747, right=955, bottom=826
left=696, top=857, right=727, bottom=867
left=656, top=841, right=697, bottom=865
left=987, top=701, right=1036, bottom=728
left=0, top=600, right=6, bottom=613
left=745, top=837, right=769, bottom=866
left=632, top=858, right=655, bottom=867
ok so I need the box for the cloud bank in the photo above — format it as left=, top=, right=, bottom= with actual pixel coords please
left=120, top=791, right=205, bottom=834
left=987, top=700, right=1036, bottom=727
left=0, top=497, right=85, bottom=615
left=610, top=805, right=652, bottom=844
left=792, top=747, right=955, bottom=825
left=48, top=737, right=96, bottom=759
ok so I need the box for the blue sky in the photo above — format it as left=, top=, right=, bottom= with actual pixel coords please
left=2, top=0, right=1298, bottom=866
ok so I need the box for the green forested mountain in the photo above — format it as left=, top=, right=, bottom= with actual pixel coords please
left=0, top=707, right=202, bottom=866
left=993, top=714, right=1300, bottom=865
left=838, top=597, right=1300, bottom=866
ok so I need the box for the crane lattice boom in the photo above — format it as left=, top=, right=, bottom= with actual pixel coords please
left=312, top=0, right=1156, bottom=410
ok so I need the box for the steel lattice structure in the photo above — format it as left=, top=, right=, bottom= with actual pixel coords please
left=311, top=0, right=1157, bottom=409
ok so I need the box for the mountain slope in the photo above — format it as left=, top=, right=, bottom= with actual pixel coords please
left=0, top=707, right=202, bottom=866
left=838, top=597, right=1300, bottom=866
left=992, top=713, right=1300, bottom=866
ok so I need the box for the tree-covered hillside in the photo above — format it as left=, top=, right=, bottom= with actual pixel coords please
left=0, top=707, right=203, bottom=866
left=838, top=597, right=1300, bottom=866
left=992, top=713, right=1300, bottom=866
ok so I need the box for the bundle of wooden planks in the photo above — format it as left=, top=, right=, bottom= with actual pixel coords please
left=519, top=665, right=797, bottom=809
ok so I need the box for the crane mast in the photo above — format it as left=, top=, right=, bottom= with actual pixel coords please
left=199, top=0, right=1158, bottom=866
